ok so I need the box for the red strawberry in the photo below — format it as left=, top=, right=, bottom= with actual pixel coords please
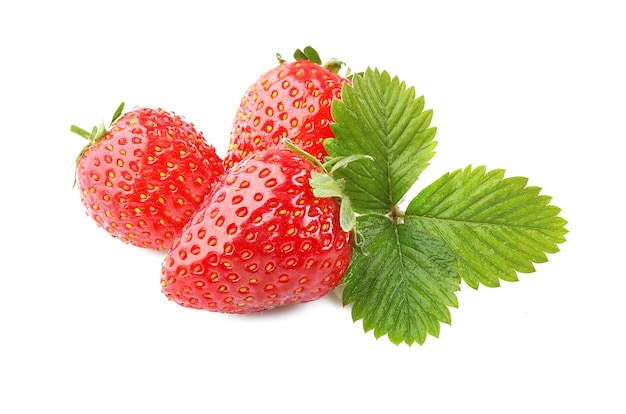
left=224, top=47, right=349, bottom=169
left=71, top=103, right=225, bottom=250
left=160, top=149, right=353, bottom=313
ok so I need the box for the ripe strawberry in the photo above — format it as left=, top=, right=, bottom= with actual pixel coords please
left=71, top=103, right=225, bottom=250
left=161, top=149, right=353, bottom=313
left=224, top=47, right=349, bottom=169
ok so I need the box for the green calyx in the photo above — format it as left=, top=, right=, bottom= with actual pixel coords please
left=69, top=102, right=125, bottom=185
left=283, top=138, right=372, bottom=234
left=70, top=102, right=125, bottom=163
left=276, top=46, right=345, bottom=74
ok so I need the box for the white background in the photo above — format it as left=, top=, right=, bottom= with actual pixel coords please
left=1, top=1, right=623, bottom=412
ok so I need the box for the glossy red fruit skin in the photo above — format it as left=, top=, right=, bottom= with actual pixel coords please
left=224, top=60, right=349, bottom=169
left=76, top=107, right=224, bottom=250
left=161, top=149, right=352, bottom=313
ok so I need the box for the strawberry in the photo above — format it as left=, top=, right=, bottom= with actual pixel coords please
left=71, top=103, right=225, bottom=250
left=224, top=46, right=349, bottom=169
left=160, top=148, right=353, bottom=313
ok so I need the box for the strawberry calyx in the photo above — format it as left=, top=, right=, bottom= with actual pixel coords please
left=283, top=138, right=372, bottom=234
left=70, top=102, right=125, bottom=168
left=276, top=46, right=345, bottom=75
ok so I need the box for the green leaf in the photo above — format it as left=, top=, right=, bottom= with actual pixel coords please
left=405, top=165, right=568, bottom=288
left=325, top=68, right=437, bottom=215
left=321, top=67, right=567, bottom=345
left=342, top=214, right=460, bottom=346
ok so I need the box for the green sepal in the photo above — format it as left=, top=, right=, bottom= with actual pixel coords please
left=310, top=171, right=357, bottom=233
left=310, top=171, right=343, bottom=198
left=277, top=46, right=345, bottom=74
left=284, top=138, right=361, bottom=233
left=70, top=102, right=125, bottom=185
left=294, top=46, right=322, bottom=65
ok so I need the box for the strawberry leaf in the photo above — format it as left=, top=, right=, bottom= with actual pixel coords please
left=341, top=214, right=460, bottom=346
left=405, top=166, right=568, bottom=288
left=327, top=68, right=454, bottom=345
left=325, top=67, right=567, bottom=345
left=325, top=68, right=437, bottom=215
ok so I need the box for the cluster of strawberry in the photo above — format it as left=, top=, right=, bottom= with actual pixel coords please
left=72, top=48, right=353, bottom=314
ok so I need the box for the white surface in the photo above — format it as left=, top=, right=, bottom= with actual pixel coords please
left=1, top=1, right=623, bottom=412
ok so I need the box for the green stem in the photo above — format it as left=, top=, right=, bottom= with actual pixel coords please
left=283, top=138, right=327, bottom=173
left=390, top=204, right=405, bottom=224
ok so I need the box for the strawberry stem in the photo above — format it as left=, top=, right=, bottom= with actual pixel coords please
left=325, top=154, right=374, bottom=175
left=283, top=138, right=327, bottom=172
